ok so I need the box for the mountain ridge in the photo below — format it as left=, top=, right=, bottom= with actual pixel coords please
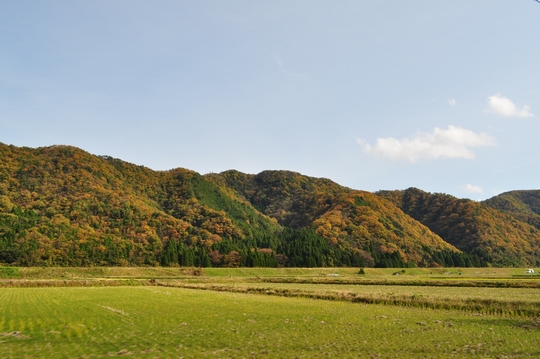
left=377, top=188, right=540, bottom=267
left=0, top=143, right=537, bottom=267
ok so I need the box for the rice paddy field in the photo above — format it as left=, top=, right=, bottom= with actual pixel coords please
left=1, top=267, right=540, bottom=358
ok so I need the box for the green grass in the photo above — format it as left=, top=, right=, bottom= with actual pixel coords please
left=159, top=280, right=540, bottom=318
left=1, top=286, right=539, bottom=358
left=244, top=282, right=540, bottom=303
left=2, top=267, right=540, bottom=357
left=0, top=267, right=201, bottom=280
left=2, top=266, right=538, bottom=280
left=0, top=267, right=21, bottom=279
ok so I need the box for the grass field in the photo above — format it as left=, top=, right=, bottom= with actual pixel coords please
left=2, top=286, right=540, bottom=358
left=1, top=267, right=539, bottom=358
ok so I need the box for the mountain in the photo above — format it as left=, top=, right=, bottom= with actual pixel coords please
left=0, top=143, right=284, bottom=267
left=208, top=170, right=460, bottom=267
left=483, top=190, right=540, bottom=230
left=377, top=188, right=540, bottom=267
left=0, top=143, right=536, bottom=267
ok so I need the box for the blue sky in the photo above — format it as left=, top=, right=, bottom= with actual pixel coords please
left=1, top=1, right=539, bottom=200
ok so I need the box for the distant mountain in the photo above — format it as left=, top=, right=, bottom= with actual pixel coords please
left=0, top=143, right=537, bottom=267
left=377, top=188, right=540, bottom=267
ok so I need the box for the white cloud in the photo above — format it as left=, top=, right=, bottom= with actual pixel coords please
left=448, top=98, right=457, bottom=106
left=274, top=54, right=283, bottom=67
left=361, top=125, right=496, bottom=162
left=463, top=184, right=484, bottom=194
left=487, top=94, right=533, bottom=118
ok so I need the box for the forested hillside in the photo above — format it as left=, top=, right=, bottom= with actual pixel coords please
left=377, top=188, right=540, bottom=267
left=0, top=144, right=283, bottom=267
left=209, top=171, right=463, bottom=267
left=0, top=143, right=537, bottom=267
left=483, top=190, right=540, bottom=230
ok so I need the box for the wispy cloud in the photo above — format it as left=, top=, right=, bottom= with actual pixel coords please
left=274, top=54, right=284, bottom=67
left=360, top=125, right=496, bottom=162
left=273, top=54, right=305, bottom=79
left=487, top=94, right=533, bottom=118
left=448, top=98, right=457, bottom=106
left=463, top=184, right=483, bottom=194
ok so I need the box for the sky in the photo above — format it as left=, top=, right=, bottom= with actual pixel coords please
left=1, top=1, right=539, bottom=200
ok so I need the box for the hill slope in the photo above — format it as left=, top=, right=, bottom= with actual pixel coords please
left=377, top=188, right=540, bottom=266
left=0, top=144, right=281, bottom=266
left=210, top=171, right=462, bottom=267
left=2, top=143, right=536, bottom=267
left=483, top=190, right=540, bottom=230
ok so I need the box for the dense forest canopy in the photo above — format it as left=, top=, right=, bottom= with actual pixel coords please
left=1, top=143, right=538, bottom=267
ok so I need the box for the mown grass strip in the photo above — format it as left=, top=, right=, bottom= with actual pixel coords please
left=258, top=277, right=540, bottom=288
left=157, top=281, right=540, bottom=318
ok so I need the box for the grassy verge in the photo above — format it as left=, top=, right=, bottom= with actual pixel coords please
left=0, top=279, right=149, bottom=288
left=0, top=266, right=538, bottom=279
left=257, top=277, right=540, bottom=288
left=0, top=266, right=205, bottom=280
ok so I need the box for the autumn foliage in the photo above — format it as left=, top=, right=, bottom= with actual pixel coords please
left=1, top=143, right=537, bottom=267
